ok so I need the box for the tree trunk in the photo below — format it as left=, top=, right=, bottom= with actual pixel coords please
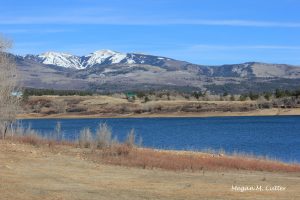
left=3, top=123, right=8, bottom=139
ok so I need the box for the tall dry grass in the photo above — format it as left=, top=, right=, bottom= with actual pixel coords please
left=95, top=123, right=113, bottom=148
left=4, top=122, right=74, bottom=147
left=87, top=147, right=300, bottom=172
left=79, top=128, right=93, bottom=148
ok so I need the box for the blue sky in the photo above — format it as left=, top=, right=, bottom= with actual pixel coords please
left=1, top=0, right=300, bottom=65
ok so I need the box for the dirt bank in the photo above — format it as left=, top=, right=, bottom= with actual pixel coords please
left=18, top=108, right=300, bottom=119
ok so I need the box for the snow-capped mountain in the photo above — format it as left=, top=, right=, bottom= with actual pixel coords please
left=84, top=50, right=130, bottom=67
left=25, top=50, right=164, bottom=69
left=37, top=52, right=84, bottom=69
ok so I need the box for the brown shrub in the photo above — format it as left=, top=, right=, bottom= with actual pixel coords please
left=66, top=107, right=88, bottom=113
left=11, top=134, right=44, bottom=147
left=115, top=145, right=131, bottom=156
left=88, top=148, right=300, bottom=173
left=79, top=128, right=93, bottom=148
left=27, top=98, right=52, bottom=107
left=40, top=107, right=58, bottom=114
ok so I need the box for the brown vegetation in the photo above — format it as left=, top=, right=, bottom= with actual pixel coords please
left=74, top=146, right=300, bottom=173
left=3, top=130, right=300, bottom=173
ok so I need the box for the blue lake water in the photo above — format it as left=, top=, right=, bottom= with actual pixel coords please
left=19, top=116, right=300, bottom=163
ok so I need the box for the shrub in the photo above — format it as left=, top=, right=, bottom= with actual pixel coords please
left=239, top=94, right=248, bottom=101
left=53, top=121, right=62, bottom=141
left=96, top=123, right=112, bottom=149
left=230, top=95, right=235, bottom=101
left=66, top=107, right=88, bottom=113
left=144, top=96, right=150, bottom=103
left=125, top=129, right=136, bottom=147
left=17, top=133, right=42, bottom=146
left=115, top=144, right=131, bottom=156
left=79, top=128, right=93, bottom=148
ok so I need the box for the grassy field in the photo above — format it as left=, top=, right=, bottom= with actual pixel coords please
left=1, top=139, right=300, bottom=200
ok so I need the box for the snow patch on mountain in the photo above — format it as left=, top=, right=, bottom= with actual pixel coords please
left=82, top=49, right=137, bottom=66
left=29, top=49, right=166, bottom=69
left=109, top=53, right=127, bottom=64
left=84, top=50, right=116, bottom=67
left=38, top=52, right=84, bottom=69
left=126, top=58, right=135, bottom=64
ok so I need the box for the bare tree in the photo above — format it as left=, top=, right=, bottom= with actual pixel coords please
left=0, top=35, right=19, bottom=139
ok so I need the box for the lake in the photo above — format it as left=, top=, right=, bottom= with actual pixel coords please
left=19, top=116, right=300, bottom=163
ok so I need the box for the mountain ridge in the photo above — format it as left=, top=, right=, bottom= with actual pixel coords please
left=10, top=50, right=300, bottom=94
left=23, top=50, right=174, bottom=70
left=22, top=50, right=300, bottom=70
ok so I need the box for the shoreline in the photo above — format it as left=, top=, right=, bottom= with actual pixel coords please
left=17, top=108, right=300, bottom=119
left=2, top=138, right=300, bottom=170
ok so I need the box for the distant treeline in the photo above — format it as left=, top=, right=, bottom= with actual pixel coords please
left=128, top=89, right=300, bottom=103
left=239, top=89, right=300, bottom=101
left=22, top=87, right=300, bottom=102
left=23, top=88, right=94, bottom=97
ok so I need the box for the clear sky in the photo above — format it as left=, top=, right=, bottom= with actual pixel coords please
left=1, top=0, right=300, bottom=65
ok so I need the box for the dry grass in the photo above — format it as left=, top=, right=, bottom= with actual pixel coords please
left=20, top=95, right=257, bottom=116
left=6, top=135, right=75, bottom=148
left=4, top=133, right=300, bottom=173
left=10, top=134, right=44, bottom=146
left=86, top=147, right=300, bottom=173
